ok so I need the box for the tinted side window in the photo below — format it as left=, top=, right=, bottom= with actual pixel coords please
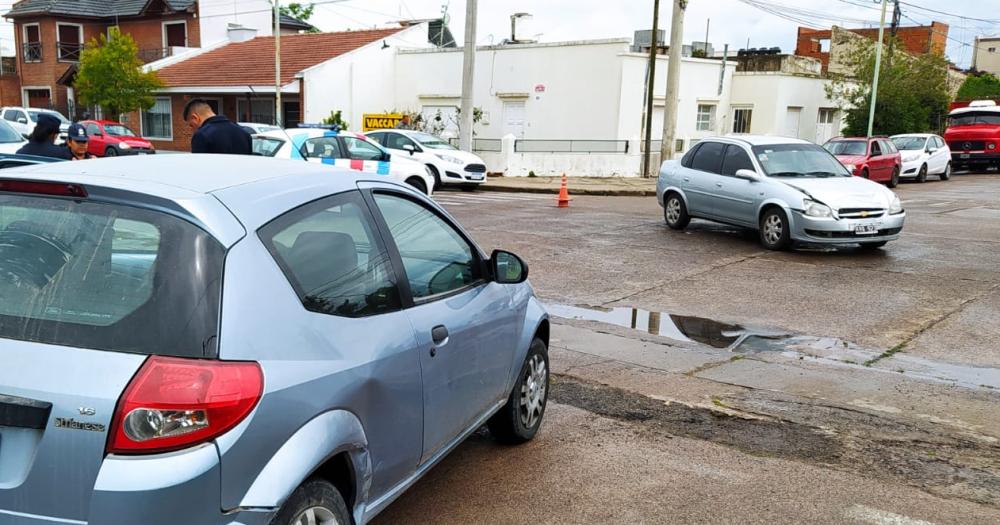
left=680, top=143, right=701, bottom=168
left=373, top=193, right=481, bottom=300
left=259, top=191, right=401, bottom=318
left=870, top=141, right=881, bottom=156
left=720, top=145, right=755, bottom=176
left=302, top=137, right=343, bottom=159
left=936, top=136, right=946, bottom=148
left=86, top=123, right=101, bottom=136
left=691, top=142, right=726, bottom=174
left=3, top=110, right=16, bottom=121
left=342, top=137, right=385, bottom=161
left=385, top=133, right=414, bottom=150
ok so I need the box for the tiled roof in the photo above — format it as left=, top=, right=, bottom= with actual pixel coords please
left=156, top=27, right=405, bottom=87
left=6, top=0, right=195, bottom=18
left=279, top=13, right=315, bottom=31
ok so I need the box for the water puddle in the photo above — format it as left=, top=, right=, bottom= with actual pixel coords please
left=546, top=304, right=788, bottom=351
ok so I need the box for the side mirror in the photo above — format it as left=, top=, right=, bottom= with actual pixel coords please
left=491, top=249, right=528, bottom=284
left=92, top=132, right=102, bottom=137
left=16, top=118, right=26, bottom=124
left=734, top=169, right=761, bottom=182
left=402, top=144, right=416, bottom=155
left=927, top=147, right=937, bottom=154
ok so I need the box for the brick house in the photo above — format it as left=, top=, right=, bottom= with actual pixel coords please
left=795, top=21, right=949, bottom=73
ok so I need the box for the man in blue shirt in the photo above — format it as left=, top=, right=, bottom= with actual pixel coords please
left=184, top=98, right=252, bottom=155
left=16, top=113, right=72, bottom=159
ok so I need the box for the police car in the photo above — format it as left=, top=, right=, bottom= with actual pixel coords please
left=253, top=127, right=436, bottom=194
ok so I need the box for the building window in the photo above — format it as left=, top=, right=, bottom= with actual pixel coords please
left=732, top=107, right=753, bottom=134
left=57, top=23, right=83, bottom=62
left=818, top=108, right=836, bottom=124
left=163, top=21, right=188, bottom=48
left=22, top=23, right=41, bottom=63
left=238, top=98, right=275, bottom=124
left=696, top=104, right=716, bottom=132
left=141, top=97, right=172, bottom=140
left=989, top=47, right=997, bottom=53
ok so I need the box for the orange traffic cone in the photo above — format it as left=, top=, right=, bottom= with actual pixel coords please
left=556, top=174, right=571, bottom=208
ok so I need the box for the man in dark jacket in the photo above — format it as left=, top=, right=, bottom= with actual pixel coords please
left=184, top=98, right=252, bottom=154
left=16, top=113, right=72, bottom=159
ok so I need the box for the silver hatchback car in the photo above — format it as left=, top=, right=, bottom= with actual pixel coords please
left=0, top=155, right=549, bottom=525
left=657, top=136, right=906, bottom=250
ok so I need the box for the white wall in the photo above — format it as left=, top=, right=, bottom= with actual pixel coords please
left=730, top=73, right=843, bottom=144
left=198, top=0, right=273, bottom=46
left=302, top=24, right=432, bottom=131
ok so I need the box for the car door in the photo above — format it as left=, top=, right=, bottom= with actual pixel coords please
left=368, top=189, right=518, bottom=463
left=867, top=140, right=886, bottom=181
left=341, top=135, right=392, bottom=175
left=715, top=144, right=759, bottom=226
left=931, top=136, right=948, bottom=173
left=684, top=141, right=728, bottom=219
left=85, top=122, right=104, bottom=156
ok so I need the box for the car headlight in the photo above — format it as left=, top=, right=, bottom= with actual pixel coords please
left=435, top=153, right=463, bottom=164
left=989, top=143, right=997, bottom=151
left=119, top=142, right=131, bottom=149
left=889, top=194, right=903, bottom=214
left=843, top=164, right=856, bottom=173
left=803, top=199, right=832, bottom=218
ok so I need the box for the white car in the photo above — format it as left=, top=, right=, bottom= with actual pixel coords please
left=239, top=122, right=282, bottom=134
left=253, top=128, right=435, bottom=194
left=890, top=133, right=951, bottom=182
left=366, top=129, right=488, bottom=191
left=0, top=106, right=70, bottom=143
left=0, top=119, right=27, bottom=153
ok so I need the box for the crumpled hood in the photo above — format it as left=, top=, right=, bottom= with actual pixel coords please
left=777, top=176, right=894, bottom=209
left=833, top=154, right=866, bottom=166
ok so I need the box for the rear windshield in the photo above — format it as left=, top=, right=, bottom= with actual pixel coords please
left=823, top=140, right=867, bottom=156
left=0, top=193, right=224, bottom=356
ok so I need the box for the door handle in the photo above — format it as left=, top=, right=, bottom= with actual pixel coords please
left=682, top=177, right=690, bottom=182
left=715, top=182, right=723, bottom=188
left=431, top=325, right=449, bottom=345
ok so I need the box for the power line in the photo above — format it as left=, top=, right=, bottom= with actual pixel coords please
left=898, top=1, right=1000, bottom=25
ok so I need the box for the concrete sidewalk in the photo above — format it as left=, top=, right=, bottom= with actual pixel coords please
left=480, top=175, right=656, bottom=196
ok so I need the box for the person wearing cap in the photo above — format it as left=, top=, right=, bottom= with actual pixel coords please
left=16, top=113, right=72, bottom=159
left=65, top=123, right=94, bottom=160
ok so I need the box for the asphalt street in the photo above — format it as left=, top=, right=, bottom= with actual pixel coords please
left=374, top=171, right=1000, bottom=524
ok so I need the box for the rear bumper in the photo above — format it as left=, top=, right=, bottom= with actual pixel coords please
left=790, top=211, right=906, bottom=244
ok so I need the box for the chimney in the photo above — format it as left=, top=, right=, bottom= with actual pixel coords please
left=228, top=23, right=258, bottom=43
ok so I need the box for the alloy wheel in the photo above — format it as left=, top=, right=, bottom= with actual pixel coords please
left=666, top=198, right=682, bottom=224
left=763, top=214, right=783, bottom=246
left=519, top=353, right=547, bottom=429
left=292, top=506, right=339, bottom=525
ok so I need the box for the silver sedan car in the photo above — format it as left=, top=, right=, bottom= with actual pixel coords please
left=657, top=136, right=906, bottom=250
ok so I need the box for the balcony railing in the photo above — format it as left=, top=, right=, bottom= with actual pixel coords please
left=22, top=42, right=41, bottom=63
left=57, top=42, right=83, bottom=62
left=138, top=47, right=172, bottom=64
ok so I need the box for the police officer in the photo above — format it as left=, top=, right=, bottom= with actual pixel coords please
left=65, top=123, right=94, bottom=160
left=183, top=98, right=252, bottom=154
left=16, top=113, right=72, bottom=159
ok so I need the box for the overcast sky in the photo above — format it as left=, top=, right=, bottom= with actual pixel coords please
left=299, top=0, right=993, bottom=68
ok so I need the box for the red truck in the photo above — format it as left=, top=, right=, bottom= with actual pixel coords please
left=944, top=100, right=1000, bottom=172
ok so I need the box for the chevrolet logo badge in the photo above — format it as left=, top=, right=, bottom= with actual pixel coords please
left=860, top=211, right=869, bottom=217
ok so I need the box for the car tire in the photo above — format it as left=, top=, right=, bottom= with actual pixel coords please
left=859, top=241, right=888, bottom=250
left=270, top=478, right=350, bottom=525
left=406, top=177, right=428, bottom=195
left=488, top=338, right=549, bottom=445
left=759, top=207, right=791, bottom=251
left=104, top=147, right=117, bottom=157
left=916, top=164, right=927, bottom=183
left=663, top=192, right=691, bottom=230
left=861, top=168, right=869, bottom=179
left=888, top=167, right=900, bottom=188
left=940, top=162, right=951, bottom=181
left=426, top=165, right=442, bottom=190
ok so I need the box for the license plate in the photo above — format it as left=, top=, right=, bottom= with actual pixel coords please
left=469, top=174, right=484, bottom=180
left=960, top=153, right=970, bottom=159
left=854, top=224, right=879, bottom=235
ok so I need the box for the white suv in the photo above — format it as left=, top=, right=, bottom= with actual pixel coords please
left=1, top=106, right=71, bottom=143
left=366, top=129, right=488, bottom=191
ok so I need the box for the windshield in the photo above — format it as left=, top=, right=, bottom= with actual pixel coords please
left=0, top=120, right=24, bottom=143
left=104, top=124, right=137, bottom=137
left=42, top=111, right=70, bottom=124
left=948, top=111, right=1000, bottom=126
left=891, top=137, right=927, bottom=151
left=410, top=131, right=457, bottom=150
left=753, top=143, right=851, bottom=178
left=0, top=193, right=224, bottom=356
left=823, top=140, right=867, bottom=156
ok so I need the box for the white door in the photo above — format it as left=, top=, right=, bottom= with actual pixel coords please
left=816, top=108, right=835, bottom=144
left=784, top=107, right=802, bottom=139
left=502, top=100, right=526, bottom=139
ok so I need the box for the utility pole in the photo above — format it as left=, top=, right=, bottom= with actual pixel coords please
left=641, top=0, right=660, bottom=178
left=274, top=0, right=282, bottom=128
left=887, top=0, right=900, bottom=63
left=866, top=0, right=888, bottom=138
left=659, top=0, right=686, bottom=165
left=459, top=0, right=477, bottom=151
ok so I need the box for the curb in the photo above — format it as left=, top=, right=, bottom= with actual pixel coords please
left=478, top=184, right=656, bottom=197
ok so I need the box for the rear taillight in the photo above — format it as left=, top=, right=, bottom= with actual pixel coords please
left=107, top=356, right=263, bottom=455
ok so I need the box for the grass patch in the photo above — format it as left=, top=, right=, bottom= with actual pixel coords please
left=864, top=341, right=907, bottom=367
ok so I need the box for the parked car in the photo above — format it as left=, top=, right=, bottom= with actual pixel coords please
left=0, top=152, right=65, bottom=169
left=658, top=136, right=905, bottom=250
left=944, top=100, right=1000, bottom=172
left=365, top=129, right=488, bottom=191
left=823, top=136, right=902, bottom=188
left=240, top=122, right=282, bottom=134
left=0, top=119, right=27, bottom=153
left=0, top=154, right=549, bottom=525
left=254, top=128, right=436, bottom=194
left=78, top=120, right=155, bottom=157
left=0, top=107, right=70, bottom=143
left=890, top=133, right=951, bottom=182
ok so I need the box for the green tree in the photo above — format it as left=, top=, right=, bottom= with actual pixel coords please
left=826, top=36, right=951, bottom=135
left=321, top=109, right=349, bottom=130
left=957, top=72, right=1000, bottom=101
left=75, top=28, right=163, bottom=119
left=278, top=2, right=320, bottom=33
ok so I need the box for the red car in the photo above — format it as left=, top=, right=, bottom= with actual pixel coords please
left=78, top=120, right=155, bottom=157
left=823, top=136, right=902, bottom=188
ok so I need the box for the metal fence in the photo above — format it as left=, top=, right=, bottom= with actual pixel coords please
left=447, top=138, right=503, bottom=152
left=22, top=42, right=41, bottom=63
left=514, top=139, right=629, bottom=153
left=57, top=42, right=82, bottom=62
